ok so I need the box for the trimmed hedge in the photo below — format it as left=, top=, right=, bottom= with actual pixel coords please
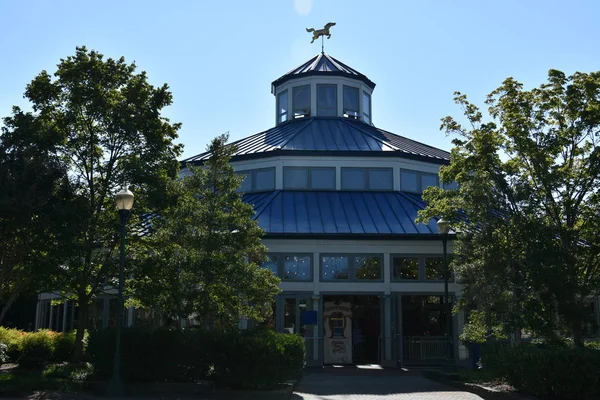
left=0, top=328, right=78, bottom=367
left=482, top=343, right=600, bottom=399
left=87, top=327, right=305, bottom=389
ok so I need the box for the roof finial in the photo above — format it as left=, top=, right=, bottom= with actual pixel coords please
left=306, top=22, right=336, bottom=54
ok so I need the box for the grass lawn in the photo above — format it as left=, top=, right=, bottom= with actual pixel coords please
left=0, top=363, right=93, bottom=397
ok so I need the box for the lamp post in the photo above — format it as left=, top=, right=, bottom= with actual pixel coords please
left=107, top=187, right=134, bottom=397
left=436, top=218, right=453, bottom=363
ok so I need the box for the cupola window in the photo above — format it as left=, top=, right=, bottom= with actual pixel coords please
left=343, top=86, right=359, bottom=119
left=292, top=85, right=311, bottom=118
left=317, top=84, right=337, bottom=116
left=362, top=91, right=371, bottom=124
left=277, top=90, right=288, bottom=123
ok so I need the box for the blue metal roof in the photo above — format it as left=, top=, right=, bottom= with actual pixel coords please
left=183, top=117, right=450, bottom=165
left=242, top=190, right=440, bottom=237
left=271, top=53, right=376, bottom=90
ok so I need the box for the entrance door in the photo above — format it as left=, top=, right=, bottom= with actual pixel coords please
left=281, top=295, right=313, bottom=362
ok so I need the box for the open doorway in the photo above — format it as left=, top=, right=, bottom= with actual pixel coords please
left=323, top=295, right=381, bottom=365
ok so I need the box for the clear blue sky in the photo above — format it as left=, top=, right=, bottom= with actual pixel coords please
left=1, top=0, right=599, bottom=159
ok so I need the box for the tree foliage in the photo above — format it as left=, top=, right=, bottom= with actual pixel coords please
left=0, top=111, right=73, bottom=324
left=419, top=69, right=600, bottom=345
left=130, top=134, right=280, bottom=328
left=2, top=46, right=182, bottom=357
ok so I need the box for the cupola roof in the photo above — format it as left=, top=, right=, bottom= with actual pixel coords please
left=271, top=53, right=376, bottom=91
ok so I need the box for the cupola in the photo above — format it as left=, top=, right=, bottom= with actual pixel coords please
left=271, top=53, right=376, bottom=125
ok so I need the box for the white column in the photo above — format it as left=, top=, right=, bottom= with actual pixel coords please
left=48, top=304, right=54, bottom=330
left=34, top=298, right=41, bottom=331
left=127, top=307, right=134, bottom=327
left=62, top=302, right=68, bottom=332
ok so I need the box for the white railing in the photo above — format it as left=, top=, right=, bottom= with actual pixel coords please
left=403, top=336, right=449, bottom=361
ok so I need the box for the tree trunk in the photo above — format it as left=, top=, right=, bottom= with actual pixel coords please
left=72, top=301, right=89, bottom=362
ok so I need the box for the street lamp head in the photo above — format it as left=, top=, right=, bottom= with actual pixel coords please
left=115, top=187, right=134, bottom=211
left=437, top=217, right=450, bottom=235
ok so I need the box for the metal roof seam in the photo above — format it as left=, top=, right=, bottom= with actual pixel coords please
left=366, top=192, right=394, bottom=234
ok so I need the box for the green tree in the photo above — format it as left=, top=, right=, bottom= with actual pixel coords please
left=0, top=111, right=74, bottom=324
left=131, top=134, right=280, bottom=328
left=419, top=69, right=600, bottom=346
left=4, top=46, right=183, bottom=358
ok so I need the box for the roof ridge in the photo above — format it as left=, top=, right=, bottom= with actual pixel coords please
left=252, top=190, right=280, bottom=220
left=376, top=126, right=450, bottom=159
left=277, top=117, right=315, bottom=149
left=327, top=55, right=362, bottom=76
left=339, top=118, right=400, bottom=151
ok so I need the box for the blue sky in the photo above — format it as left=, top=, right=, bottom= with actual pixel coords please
left=1, top=0, right=599, bottom=159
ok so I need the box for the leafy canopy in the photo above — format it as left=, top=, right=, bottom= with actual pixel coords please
left=2, top=46, right=182, bottom=357
left=131, top=134, right=280, bottom=327
left=419, top=69, right=600, bottom=344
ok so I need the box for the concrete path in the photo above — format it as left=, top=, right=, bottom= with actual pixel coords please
left=292, top=367, right=483, bottom=400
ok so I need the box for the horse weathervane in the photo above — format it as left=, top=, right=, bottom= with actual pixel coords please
left=306, top=22, right=336, bottom=54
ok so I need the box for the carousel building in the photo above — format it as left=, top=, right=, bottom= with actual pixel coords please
left=182, top=52, right=466, bottom=367
left=34, top=51, right=470, bottom=367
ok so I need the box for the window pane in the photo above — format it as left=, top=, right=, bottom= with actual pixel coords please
left=362, top=92, right=371, bottom=124
left=355, top=256, right=381, bottom=280
left=284, top=168, right=308, bottom=189
left=237, top=171, right=252, bottom=192
left=317, top=85, right=337, bottom=116
left=310, top=167, right=335, bottom=189
left=262, top=255, right=279, bottom=276
left=392, top=257, right=419, bottom=280
left=321, top=256, right=349, bottom=280
left=343, top=86, right=359, bottom=117
left=400, top=171, right=418, bottom=192
left=278, top=91, right=288, bottom=123
left=284, top=255, right=311, bottom=280
left=425, top=257, right=445, bottom=280
left=293, top=85, right=310, bottom=118
left=421, top=174, right=438, bottom=190
left=254, top=169, right=275, bottom=191
left=342, top=168, right=366, bottom=190
left=369, top=169, right=393, bottom=190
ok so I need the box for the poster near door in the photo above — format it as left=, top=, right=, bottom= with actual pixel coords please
left=323, top=301, right=352, bottom=364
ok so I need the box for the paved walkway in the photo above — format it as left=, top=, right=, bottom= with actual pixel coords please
left=292, top=367, right=484, bottom=400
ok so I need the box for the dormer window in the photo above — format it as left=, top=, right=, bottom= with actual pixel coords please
left=317, top=84, right=337, bottom=116
left=343, top=86, right=359, bottom=119
left=277, top=90, right=288, bottom=123
left=362, top=91, right=371, bottom=124
left=292, top=85, right=311, bottom=118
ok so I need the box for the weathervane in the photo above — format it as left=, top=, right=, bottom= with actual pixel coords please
left=306, top=22, right=336, bottom=54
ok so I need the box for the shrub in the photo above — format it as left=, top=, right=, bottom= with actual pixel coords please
left=87, top=328, right=305, bottom=388
left=213, top=329, right=305, bottom=389
left=18, top=331, right=55, bottom=369
left=0, top=327, right=25, bottom=362
left=52, top=331, right=77, bottom=362
left=482, top=343, right=600, bottom=399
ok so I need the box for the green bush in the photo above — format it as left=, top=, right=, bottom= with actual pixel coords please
left=0, top=327, right=24, bottom=362
left=18, top=331, right=55, bottom=369
left=87, top=327, right=305, bottom=388
left=482, top=343, right=600, bottom=399
left=52, top=331, right=77, bottom=362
